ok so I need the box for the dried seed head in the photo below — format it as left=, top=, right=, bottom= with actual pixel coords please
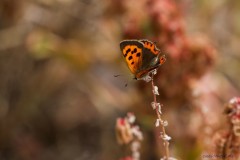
left=127, top=112, right=136, bottom=124
left=131, top=126, right=143, bottom=140
left=153, top=85, right=159, bottom=95
left=151, top=69, right=157, bottom=75
left=116, top=118, right=133, bottom=145
left=151, top=102, right=157, bottom=110
left=162, top=120, right=168, bottom=127
left=161, top=134, right=172, bottom=141
left=155, top=119, right=160, bottom=127
left=137, top=75, right=152, bottom=82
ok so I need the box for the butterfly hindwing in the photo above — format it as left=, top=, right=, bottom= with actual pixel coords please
left=120, top=40, right=144, bottom=75
left=137, top=40, right=160, bottom=74
left=135, top=49, right=160, bottom=78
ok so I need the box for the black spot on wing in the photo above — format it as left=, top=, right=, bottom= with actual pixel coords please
left=131, top=48, right=137, bottom=54
left=136, top=52, right=141, bottom=57
left=124, top=48, right=131, bottom=57
left=131, top=62, right=134, bottom=65
left=128, top=56, right=133, bottom=60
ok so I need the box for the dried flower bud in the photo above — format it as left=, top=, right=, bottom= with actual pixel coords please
left=225, top=97, right=240, bottom=136
left=116, top=118, right=133, bottom=145
left=151, top=102, right=157, bottom=110
left=155, top=119, right=160, bottom=127
left=151, top=69, right=157, bottom=75
left=131, top=126, right=143, bottom=140
left=153, top=86, right=159, bottom=95
left=151, top=102, right=161, bottom=110
left=162, top=120, right=168, bottom=127
left=225, top=97, right=240, bottom=116
left=158, top=104, right=162, bottom=114
left=161, top=134, right=172, bottom=141
left=127, top=112, right=136, bottom=124
left=140, top=74, right=152, bottom=82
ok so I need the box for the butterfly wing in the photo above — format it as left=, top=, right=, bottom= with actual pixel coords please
left=140, top=39, right=160, bottom=55
left=159, top=55, right=166, bottom=65
left=120, top=40, right=144, bottom=75
left=135, top=40, right=166, bottom=78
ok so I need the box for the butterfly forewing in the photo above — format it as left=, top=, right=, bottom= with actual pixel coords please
left=120, top=40, right=144, bottom=75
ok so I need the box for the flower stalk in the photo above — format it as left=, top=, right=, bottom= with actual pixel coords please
left=150, top=71, right=170, bottom=159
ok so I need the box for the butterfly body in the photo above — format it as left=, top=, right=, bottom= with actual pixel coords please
left=120, top=39, right=166, bottom=79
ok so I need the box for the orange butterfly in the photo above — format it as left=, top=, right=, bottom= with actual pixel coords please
left=120, top=39, right=166, bottom=79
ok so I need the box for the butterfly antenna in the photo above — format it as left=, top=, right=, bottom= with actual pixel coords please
left=114, top=74, right=121, bottom=77
left=113, top=74, right=136, bottom=87
left=124, top=78, right=131, bottom=87
left=124, top=76, right=138, bottom=87
left=113, top=74, right=128, bottom=87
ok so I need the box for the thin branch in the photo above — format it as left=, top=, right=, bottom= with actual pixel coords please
left=151, top=73, right=170, bottom=159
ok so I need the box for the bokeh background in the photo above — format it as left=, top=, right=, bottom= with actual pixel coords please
left=0, top=0, right=240, bottom=160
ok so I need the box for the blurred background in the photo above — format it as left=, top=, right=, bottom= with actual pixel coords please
left=0, top=0, right=239, bottom=159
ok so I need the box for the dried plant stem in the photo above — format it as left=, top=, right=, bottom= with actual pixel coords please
left=151, top=74, right=170, bottom=159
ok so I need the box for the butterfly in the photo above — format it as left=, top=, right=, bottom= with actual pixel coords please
left=120, top=39, right=166, bottom=79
